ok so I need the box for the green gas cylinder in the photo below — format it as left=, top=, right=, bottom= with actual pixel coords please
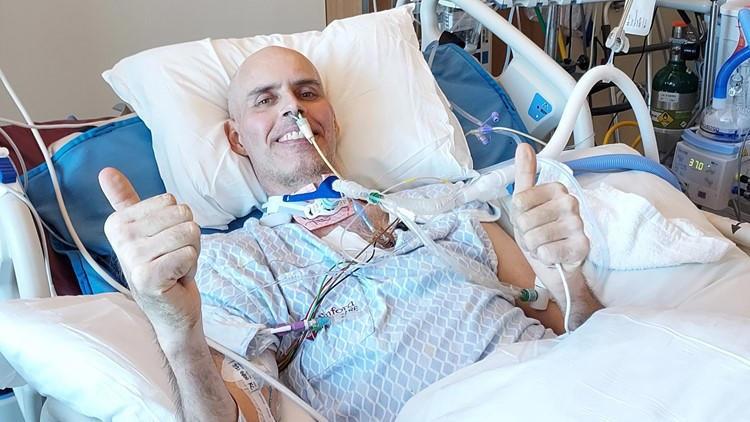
left=650, top=22, right=699, bottom=161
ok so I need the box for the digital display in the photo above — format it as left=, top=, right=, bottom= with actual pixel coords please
left=688, top=157, right=705, bottom=171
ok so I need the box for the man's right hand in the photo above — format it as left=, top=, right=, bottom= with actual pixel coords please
left=99, top=167, right=202, bottom=345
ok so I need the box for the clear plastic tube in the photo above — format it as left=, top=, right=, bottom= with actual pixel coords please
left=465, top=126, right=548, bottom=148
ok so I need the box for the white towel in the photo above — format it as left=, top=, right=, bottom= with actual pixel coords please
left=581, top=184, right=733, bottom=270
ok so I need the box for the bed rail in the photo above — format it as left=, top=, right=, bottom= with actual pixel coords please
left=0, top=185, right=50, bottom=301
left=419, top=0, right=596, bottom=150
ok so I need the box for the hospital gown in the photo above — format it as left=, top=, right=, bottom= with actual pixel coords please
left=195, top=186, right=550, bottom=421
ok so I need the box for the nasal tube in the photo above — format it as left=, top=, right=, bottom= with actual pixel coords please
left=295, top=114, right=315, bottom=143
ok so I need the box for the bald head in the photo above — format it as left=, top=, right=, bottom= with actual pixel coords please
left=224, top=46, right=339, bottom=196
left=228, top=46, right=323, bottom=121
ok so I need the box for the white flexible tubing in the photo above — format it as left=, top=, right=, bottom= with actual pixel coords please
left=419, top=0, right=596, bottom=150
left=543, top=64, right=660, bottom=162
left=0, top=116, right=116, bottom=129
left=0, top=68, right=130, bottom=296
left=556, top=263, right=572, bottom=333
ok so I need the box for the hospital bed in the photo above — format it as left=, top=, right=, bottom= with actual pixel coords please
left=1, top=1, right=750, bottom=421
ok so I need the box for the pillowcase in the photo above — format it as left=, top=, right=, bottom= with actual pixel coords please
left=103, top=7, right=474, bottom=229
left=0, top=294, right=176, bottom=421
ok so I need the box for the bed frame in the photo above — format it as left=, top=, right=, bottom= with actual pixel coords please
left=0, top=1, right=738, bottom=421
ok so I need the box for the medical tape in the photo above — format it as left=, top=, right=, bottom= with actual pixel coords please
left=222, top=357, right=275, bottom=422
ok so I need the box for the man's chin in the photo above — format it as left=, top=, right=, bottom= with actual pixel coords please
left=273, top=162, right=329, bottom=187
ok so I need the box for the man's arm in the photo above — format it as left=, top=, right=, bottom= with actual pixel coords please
left=99, top=167, right=261, bottom=421
left=482, top=222, right=565, bottom=333
left=160, top=323, right=238, bottom=421
left=482, top=145, right=603, bottom=333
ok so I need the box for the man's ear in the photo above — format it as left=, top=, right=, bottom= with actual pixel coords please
left=224, top=120, right=248, bottom=157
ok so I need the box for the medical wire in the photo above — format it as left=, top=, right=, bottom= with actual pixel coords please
left=534, top=7, right=547, bottom=35
left=556, top=263, right=571, bottom=333
left=603, top=120, right=642, bottom=149
left=337, top=177, right=449, bottom=263
left=0, top=68, right=130, bottom=296
left=0, top=127, right=81, bottom=248
left=288, top=112, right=342, bottom=180
left=0, top=116, right=116, bottom=130
left=277, top=224, right=388, bottom=371
left=0, top=68, right=333, bottom=422
left=466, top=126, right=547, bottom=148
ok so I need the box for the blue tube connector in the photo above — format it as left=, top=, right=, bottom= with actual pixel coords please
left=282, top=175, right=342, bottom=203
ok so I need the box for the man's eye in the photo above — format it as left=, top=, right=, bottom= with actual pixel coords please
left=255, top=96, right=274, bottom=106
left=300, top=91, right=318, bottom=99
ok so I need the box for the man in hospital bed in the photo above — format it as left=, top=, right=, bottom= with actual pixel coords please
left=98, top=46, right=602, bottom=421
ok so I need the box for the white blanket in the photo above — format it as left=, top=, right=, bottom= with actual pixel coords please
left=397, top=307, right=750, bottom=422
left=583, top=184, right=733, bottom=270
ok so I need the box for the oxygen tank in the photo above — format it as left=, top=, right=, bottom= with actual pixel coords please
left=651, top=22, right=700, bottom=161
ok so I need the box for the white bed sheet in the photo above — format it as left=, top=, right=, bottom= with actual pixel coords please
left=397, top=307, right=750, bottom=422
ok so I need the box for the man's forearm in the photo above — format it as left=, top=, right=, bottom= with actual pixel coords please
left=533, top=264, right=603, bottom=331
left=158, top=323, right=238, bottom=422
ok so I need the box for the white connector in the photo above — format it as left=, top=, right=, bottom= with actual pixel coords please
left=295, top=115, right=315, bottom=144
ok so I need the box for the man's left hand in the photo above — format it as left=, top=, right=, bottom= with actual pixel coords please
left=511, top=144, right=590, bottom=268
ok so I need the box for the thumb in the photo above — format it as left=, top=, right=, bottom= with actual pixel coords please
left=99, top=167, right=141, bottom=211
left=513, top=144, right=537, bottom=195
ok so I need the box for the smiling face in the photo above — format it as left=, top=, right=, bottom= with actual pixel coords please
left=226, top=46, right=338, bottom=196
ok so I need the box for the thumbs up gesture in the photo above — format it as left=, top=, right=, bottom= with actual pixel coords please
left=511, top=144, right=590, bottom=268
left=99, top=167, right=202, bottom=341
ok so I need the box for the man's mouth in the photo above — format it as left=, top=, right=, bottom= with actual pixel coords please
left=277, top=130, right=306, bottom=143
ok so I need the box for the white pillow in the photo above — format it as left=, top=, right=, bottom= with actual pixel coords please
left=103, top=7, right=473, bottom=228
left=0, top=294, right=312, bottom=422
left=0, top=295, right=176, bottom=421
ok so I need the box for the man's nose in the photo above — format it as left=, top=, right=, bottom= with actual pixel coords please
left=280, top=95, right=305, bottom=118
